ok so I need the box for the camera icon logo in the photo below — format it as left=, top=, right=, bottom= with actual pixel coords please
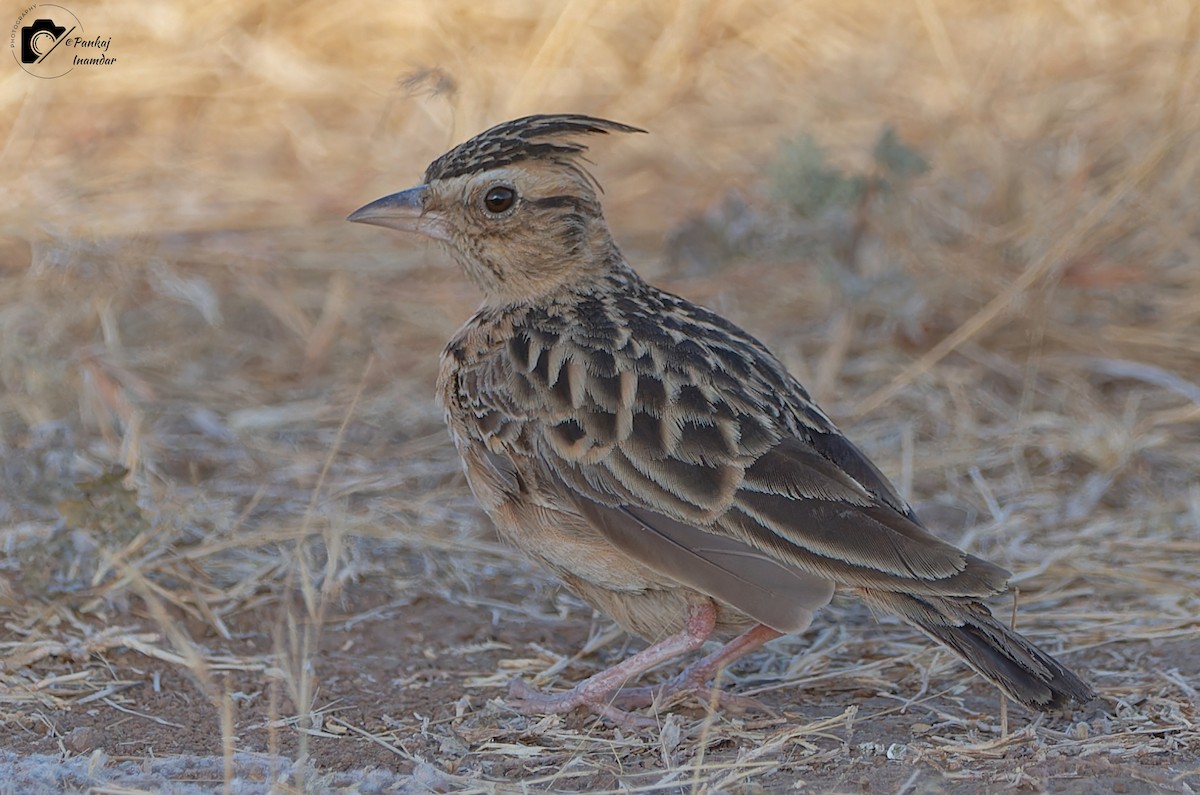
left=21, top=18, right=67, bottom=64
left=10, top=5, right=91, bottom=78
left=10, top=3, right=114, bottom=78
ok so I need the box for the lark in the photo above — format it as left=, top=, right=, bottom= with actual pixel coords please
left=349, top=114, right=1094, bottom=723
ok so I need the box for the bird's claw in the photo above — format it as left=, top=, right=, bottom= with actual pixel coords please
left=507, top=676, right=656, bottom=727
left=507, top=674, right=773, bottom=726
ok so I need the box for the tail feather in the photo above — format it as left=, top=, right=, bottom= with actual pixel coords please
left=859, top=589, right=1095, bottom=710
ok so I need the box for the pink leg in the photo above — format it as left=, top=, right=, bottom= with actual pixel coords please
left=507, top=601, right=717, bottom=717
left=610, top=623, right=782, bottom=709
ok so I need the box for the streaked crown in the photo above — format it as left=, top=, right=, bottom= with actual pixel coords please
left=424, top=114, right=645, bottom=186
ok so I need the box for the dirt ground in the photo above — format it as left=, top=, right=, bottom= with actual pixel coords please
left=2, top=550, right=1197, bottom=792
left=3, top=1, right=1200, bottom=792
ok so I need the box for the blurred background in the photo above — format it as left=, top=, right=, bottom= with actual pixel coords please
left=1, top=0, right=1198, bottom=789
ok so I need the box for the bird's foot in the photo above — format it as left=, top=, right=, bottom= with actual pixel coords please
left=610, top=623, right=781, bottom=713
left=503, top=650, right=729, bottom=723
left=506, top=621, right=783, bottom=724
left=506, top=675, right=595, bottom=715
left=507, top=676, right=660, bottom=728
left=507, top=673, right=771, bottom=725
left=607, top=672, right=772, bottom=716
left=504, top=602, right=718, bottom=725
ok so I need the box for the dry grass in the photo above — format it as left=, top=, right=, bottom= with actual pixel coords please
left=1, top=0, right=1199, bottom=792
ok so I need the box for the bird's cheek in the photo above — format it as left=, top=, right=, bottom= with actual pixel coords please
left=417, top=213, right=455, bottom=243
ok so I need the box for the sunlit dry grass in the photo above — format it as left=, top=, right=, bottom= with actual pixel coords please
left=1, top=0, right=1199, bottom=791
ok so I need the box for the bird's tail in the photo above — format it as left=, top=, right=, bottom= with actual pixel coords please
left=858, top=589, right=1095, bottom=710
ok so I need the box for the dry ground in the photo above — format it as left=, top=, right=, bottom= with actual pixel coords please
left=1, top=1, right=1199, bottom=792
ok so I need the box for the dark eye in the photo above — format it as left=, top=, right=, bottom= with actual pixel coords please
left=483, top=186, right=516, bottom=214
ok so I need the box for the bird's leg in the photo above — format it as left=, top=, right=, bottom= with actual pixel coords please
left=609, top=623, right=782, bottom=711
left=507, top=601, right=717, bottom=717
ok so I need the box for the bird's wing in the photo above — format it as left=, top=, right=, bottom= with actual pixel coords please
left=447, top=290, right=1008, bottom=630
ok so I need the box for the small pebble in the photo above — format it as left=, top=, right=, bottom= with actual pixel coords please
left=65, top=726, right=103, bottom=754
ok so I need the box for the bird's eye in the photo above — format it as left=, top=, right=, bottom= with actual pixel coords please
left=482, top=186, right=516, bottom=214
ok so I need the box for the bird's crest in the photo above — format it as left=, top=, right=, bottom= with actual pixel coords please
left=423, top=114, right=645, bottom=187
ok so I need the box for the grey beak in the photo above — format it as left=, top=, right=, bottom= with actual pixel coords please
left=347, top=185, right=451, bottom=241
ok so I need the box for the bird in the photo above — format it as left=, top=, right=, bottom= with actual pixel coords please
left=348, top=114, right=1095, bottom=723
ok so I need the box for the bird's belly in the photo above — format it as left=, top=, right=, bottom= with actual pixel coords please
left=487, top=496, right=663, bottom=593
left=454, top=435, right=757, bottom=639
left=485, top=492, right=757, bottom=640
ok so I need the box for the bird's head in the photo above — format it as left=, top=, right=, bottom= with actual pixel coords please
left=349, top=114, right=645, bottom=305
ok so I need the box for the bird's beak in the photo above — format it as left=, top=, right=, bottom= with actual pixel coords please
left=346, top=185, right=451, bottom=242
